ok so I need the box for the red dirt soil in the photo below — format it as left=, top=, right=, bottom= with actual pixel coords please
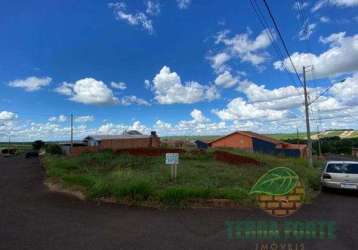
left=213, top=150, right=261, bottom=167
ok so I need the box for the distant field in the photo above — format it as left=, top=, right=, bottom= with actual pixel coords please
left=0, top=143, right=32, bottom=153
left=268, top=130, right=358, bottom=140
left=163, top=130, right=358, bottom=142
left=266, top=133, right=309, bottom=140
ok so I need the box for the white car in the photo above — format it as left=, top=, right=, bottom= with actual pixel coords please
left=321, top=161, right=358, bottom=191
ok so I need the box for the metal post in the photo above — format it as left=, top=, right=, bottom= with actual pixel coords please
left=174, top=164, right=177, bottom=179
left=303, top=66, right=313, bottom=167
left=317, top=126, right=322, bottom=158
left=296, top=128, right=299, bottom=145
left=70, top=114, right=73, bottom=153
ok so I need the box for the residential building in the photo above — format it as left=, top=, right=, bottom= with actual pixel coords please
left=84, top=130, right=160, bottom=151
left=208, top=131, right=307, bottom=158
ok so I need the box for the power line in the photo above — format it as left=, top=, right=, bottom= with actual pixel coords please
left=295, top=0, right=313, bottom=54
left=249, top=0, right=302, bottom=92
left=308, top=79, right=345, bottom=106
left=262, top=0, right=304, bottom=87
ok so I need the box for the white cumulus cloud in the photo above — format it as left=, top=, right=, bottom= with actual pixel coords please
left=120, top=95, right=150, bottom=106
left=109, top=1, right=154, bottom=33
left=111, top=81, right=127, bottom=90
left=215, top=29, right=274, bottom=66
left=54, top=82, right=74, bottom=96
left=209, top=52, right=231, bottom=73
left=274, top=32, right=358, bottom=79
left=8, top=76, right=51, bottom=92
left=214, top=71, right=238, bottom=88
left=320, top=16, right=330, bottom=23
left=0, top=111, right=18, bottom=121
left=48, top=115, right=68, bottom=123
left=298, top=22, right=316, bottom=40
left=177, top=0, right=191, bottom=9
left=329, top=74, right=358, bottom=105
left=213, top=97, right=290, bottom=122
left=190, top=109, right=210, bottom=123
left=56, top=78, right=118, bottom=105
left=146, top=1, right=160, bottom=16
left=75, top=115, right=95, bottom=123
left=312, top=0, right=358, bottom=12
left=151, top=66, right=219, bottom=104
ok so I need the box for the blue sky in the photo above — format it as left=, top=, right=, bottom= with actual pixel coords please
left=1, top=0, right=358, bottom=141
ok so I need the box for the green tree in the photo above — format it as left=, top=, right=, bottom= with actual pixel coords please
left=32, top=140, right=45, bottom=151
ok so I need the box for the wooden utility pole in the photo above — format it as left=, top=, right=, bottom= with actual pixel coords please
left=303, top=66, right=313, bottom=167
left=317, top=126, right=322, bottom=158
left=296, top=128, right=299, bottom=145
left=70, top=114, right=73, bottom=153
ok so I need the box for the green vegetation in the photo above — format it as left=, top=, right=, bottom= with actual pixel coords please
left=0, top=143, right=32, bottom=154
left=269, top=130, right=358, bottom=140
left=43, top=150, right=321, bottom=208
left=285, top=136, right=358, bottom=155
left=32, top=140, right=45, bottom=150
left=45, top=144, right=63, bottom=155
left=267, top=132, right=309, bottom=140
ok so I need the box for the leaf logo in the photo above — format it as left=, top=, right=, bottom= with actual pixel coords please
left=250, top=167, right=299, bottom=196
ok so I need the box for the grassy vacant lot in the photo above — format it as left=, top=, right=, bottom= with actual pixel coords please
left=43, top=149, right=321, bottom=208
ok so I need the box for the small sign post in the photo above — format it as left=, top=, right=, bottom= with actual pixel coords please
left=165, top=153, right=179, bottom=180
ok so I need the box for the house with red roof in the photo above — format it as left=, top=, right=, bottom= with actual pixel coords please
left=208, top=131, right=307, bottom=158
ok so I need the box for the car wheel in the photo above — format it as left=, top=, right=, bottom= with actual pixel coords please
left=321, top=186, right=330, bottom=192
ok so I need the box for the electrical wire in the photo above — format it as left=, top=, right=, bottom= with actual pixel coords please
left=249, top=0, right=303, bottom=93
left=262, top=0, right=304, bottom=87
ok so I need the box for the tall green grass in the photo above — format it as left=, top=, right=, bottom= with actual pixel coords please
left=43, top=150, right=321, bottom=207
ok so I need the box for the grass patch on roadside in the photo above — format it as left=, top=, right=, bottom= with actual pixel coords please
left=43, top=149, right=321, bottom=207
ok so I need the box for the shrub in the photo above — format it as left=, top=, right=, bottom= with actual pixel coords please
left=88, top=179, right=112, bottom=198
left=62, top=174, right=96, bottom=188
left=111, top=179, right=153, bottom=201
left=46, top=144, right=63, bottom=155
left=105, top=170, right=154, bottom=201
left=32, top=140, right=45, bottom=150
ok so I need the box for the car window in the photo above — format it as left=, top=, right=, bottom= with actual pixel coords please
left=346, top=164, right=358, bottom=174
left=326, top=163, right=358, bottom=174
left=326, top=164, right=344, bottom=173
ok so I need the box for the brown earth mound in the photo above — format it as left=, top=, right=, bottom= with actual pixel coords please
left=213, top=150, right=261, bottom=166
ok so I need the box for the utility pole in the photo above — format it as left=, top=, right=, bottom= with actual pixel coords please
left=303, top=66, right=313, bottom=167
left=296, top=128, right=299, bottom=145
left=70, top=114, right=73, bottom=153
left=317, top=125, right=322, bottom=158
